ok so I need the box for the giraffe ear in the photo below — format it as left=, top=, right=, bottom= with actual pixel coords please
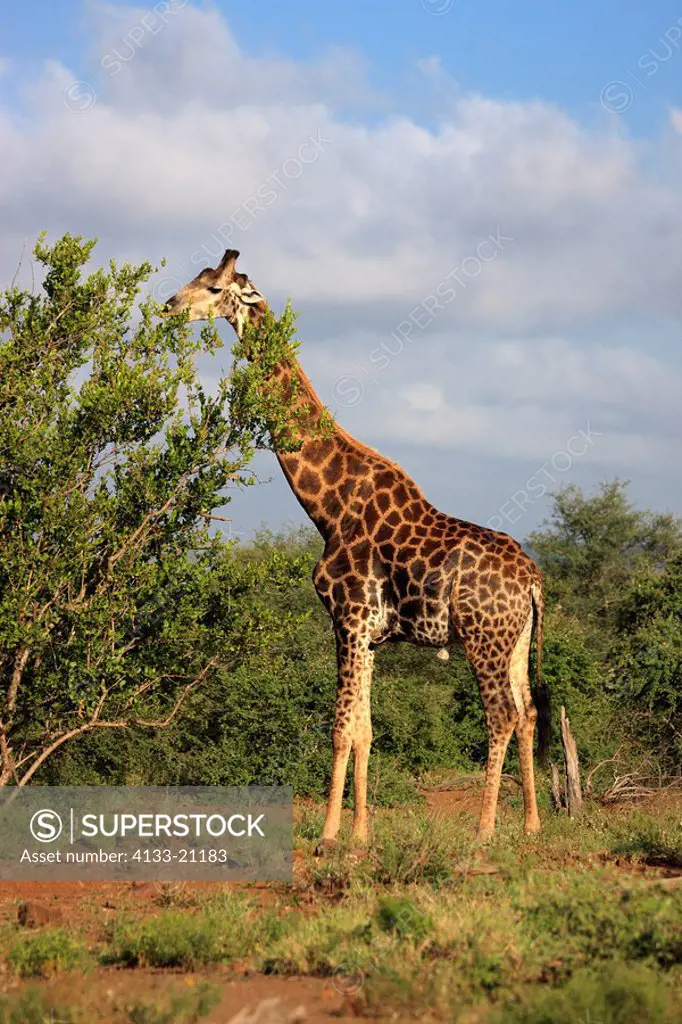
left=234, top=269, right=264, bottom=306
left=216, top=249, right=240, bottom=279
left=241, top=287, right=264, bottom=306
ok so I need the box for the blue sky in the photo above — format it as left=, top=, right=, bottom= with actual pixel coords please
left=1, top=1, right=682, bottom=540
left=4, top=0, right=682, bottom=133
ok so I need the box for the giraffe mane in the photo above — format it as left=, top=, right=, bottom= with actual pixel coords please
left=294, top=363, right=428, bottom=498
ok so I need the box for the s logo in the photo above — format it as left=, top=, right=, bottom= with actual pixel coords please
left=30, top=809, right=63, bottom=843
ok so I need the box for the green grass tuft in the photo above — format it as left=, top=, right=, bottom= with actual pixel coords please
left=7, top=929, right=91, bottom=978
left=494, top=960, right=679, bottom=1024
left=374, top=897, right=432, bottom=943
left=0, top=989, right=83, bottom=1024
left=125, top=981, right=221, bottom=1024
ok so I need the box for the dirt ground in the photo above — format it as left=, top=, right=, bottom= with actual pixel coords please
left=1, top=969, right=366, bottom=1023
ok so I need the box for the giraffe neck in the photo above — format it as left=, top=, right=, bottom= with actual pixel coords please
left=235, top=305, right=425, bottom=540
left=265, top=355, right=363, bottom=535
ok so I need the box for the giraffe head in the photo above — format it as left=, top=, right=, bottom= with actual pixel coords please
left=163, top=250, right=266, bottom=338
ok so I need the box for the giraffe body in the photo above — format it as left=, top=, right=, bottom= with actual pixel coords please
left=164, top=250, right=549, bottom=843
left=279, top=429, right=545, bottom=841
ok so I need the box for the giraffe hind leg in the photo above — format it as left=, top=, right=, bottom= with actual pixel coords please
left=510, top=607, right=541, bottom=834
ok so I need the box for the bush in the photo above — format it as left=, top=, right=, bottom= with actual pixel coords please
left=519, top=875, right=682, bottom=973
left=495, top=960, right=678, bottom=1024
left=107, top=912, right=233, bottom=969
left=106, top=895, right=262, bottom=969
left=374, top=897, right=433, bottom=943
left=8, top=929, right=91, bottom=977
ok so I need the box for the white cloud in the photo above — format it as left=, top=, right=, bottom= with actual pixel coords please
left=307, top=330, right=682, bottom=469
left=3, top=3, right=681, bottom=325
left=399, top=382, right=444, bottom=412
left=416, top=56, right=442, bottom=78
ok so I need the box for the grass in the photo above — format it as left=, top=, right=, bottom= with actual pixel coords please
left=607, top=812, right=682, bottom=865
left=6, top=928, right=91, bottom=978
left=106, top=897, right=250, bottom=969
left=0, top=983, right=221, bottom=1024
left=0, top=988, right=84, bottom=1024
left=104, top=889, right=292, bottom=970
left=492, top=960, right=681, bottom=1024
left=107, top=911, right=234, bottom=969
left=1, top=797, right=681, bottom=1021
left=124, top=982, right=221, bottom=1024
left=374, top=896, right=433, bottom=942
left=268, top=800, right=682, bottom=1018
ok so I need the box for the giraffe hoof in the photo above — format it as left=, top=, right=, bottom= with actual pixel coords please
left=314, top=839, right=337, bottom=858
left=524, top=821, right=541, bottom=836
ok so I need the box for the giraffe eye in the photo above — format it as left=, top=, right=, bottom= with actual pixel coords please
left=208, top=286, right=223, bottom=294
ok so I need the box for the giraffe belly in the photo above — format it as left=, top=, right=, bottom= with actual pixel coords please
left=393, top=603, right=452, bottom=648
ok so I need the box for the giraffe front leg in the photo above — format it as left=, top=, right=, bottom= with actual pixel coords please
left=351, top=668, right=374, bottom=844
left=316, top=630, right=374, bottom=856
left=315, top=713, right=353, bottom=856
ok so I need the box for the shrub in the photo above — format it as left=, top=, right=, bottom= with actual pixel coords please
left=7, top=929, right=90, bottom=977
left=0, top=990, right=83, bottom=1024
left=125, top=982, right=221, bottom=1024
left=374, top=897, right=433, bottom=943
left=495, top=960, right=678, bottom=1024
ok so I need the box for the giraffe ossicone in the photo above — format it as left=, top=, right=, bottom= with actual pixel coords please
left=164, top=250, right=550, bottom=845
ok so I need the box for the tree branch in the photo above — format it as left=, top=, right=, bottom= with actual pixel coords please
left=4, top=646, right=29, bottom=724
left=13, top=659, right=215, bottom=787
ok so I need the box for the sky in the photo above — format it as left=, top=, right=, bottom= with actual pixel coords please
left=1, top=0, right=682, bottom=543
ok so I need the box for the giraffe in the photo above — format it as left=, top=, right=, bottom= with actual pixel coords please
left=164, top=249, right=550, bottom=846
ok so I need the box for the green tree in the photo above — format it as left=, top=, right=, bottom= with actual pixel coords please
left=611, top=552, right=682, bottom=768
left=41, top=537, right=316, bottom=787
left=528, top=482, right=682, bottom=774
left=0, top=233, right=299, bottom=786
left=528, top=481, right=681, bottom=636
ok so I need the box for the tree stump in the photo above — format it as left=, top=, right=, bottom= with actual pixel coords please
left=560, top=705, right=583, bottom=817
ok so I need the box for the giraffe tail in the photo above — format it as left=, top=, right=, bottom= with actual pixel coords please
left=531, top=580, right=551, bottom=768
